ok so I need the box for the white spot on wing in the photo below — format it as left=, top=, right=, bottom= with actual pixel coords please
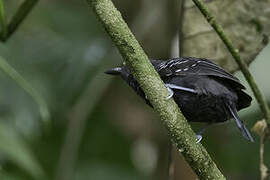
left=183, top=68, right=189, bottom=71
left=169, top=60, right=188, bottom=67
left=158, top=62, right=167, bottom=71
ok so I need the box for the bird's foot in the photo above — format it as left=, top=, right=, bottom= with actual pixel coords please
left=166, top=85, right=174, bottom=99
left=196, top=134, right=202, bottom=143
left=195, top=124, right=211, bottom=143
left=165, top=83, right=196, bottom=100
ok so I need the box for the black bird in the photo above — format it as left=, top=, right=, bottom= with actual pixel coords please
left=105, top=57, right=254, bottom=142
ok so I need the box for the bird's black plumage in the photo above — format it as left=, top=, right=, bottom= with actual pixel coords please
left=105, top=57, right=254, bottom=142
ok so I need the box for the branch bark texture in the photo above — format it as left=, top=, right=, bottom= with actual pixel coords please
left=86, top=0, right=225, bottom=179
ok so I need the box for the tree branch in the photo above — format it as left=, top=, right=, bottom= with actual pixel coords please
left=191, top=0, right=270, bottom=123
left=86, top=0, right=225, bottom=179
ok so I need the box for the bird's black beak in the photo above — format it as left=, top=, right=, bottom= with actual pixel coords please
left=104, top=67, right=122, bottom=75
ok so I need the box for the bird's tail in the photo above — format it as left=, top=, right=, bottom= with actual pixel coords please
left=227, top=104, right=254, bottom=142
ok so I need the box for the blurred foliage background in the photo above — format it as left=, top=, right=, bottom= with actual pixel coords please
left=0, top=0, right=269, bottom=179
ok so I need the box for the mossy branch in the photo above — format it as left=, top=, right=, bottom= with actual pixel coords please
left=191, top=0, right=270, bottom=123
left=86, top=0, right=225, bottom=179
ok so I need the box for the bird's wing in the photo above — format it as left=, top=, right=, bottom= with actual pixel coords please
left=152, top=57, right=245, bottom=89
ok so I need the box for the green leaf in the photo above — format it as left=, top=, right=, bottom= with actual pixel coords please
left=0, top=122, right=46, bottom=179
left=0, top=56, right=50, bottom=125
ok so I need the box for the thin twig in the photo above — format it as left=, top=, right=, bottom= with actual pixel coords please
left=87, top=0, right=225, bottom=179
left=178, top=0, right=186, bottom=57
left=191, top=0, right=270, bottom=122
left=1, top=0, right=39, bottom=42
left=260, top=134, right=268, bottom=180
left=0, top=0, right=7, bottom=39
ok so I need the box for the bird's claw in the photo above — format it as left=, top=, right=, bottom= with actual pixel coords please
left=166, top=85, right=174, bottom=99
left=196, top=134, right=202, bottom=143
